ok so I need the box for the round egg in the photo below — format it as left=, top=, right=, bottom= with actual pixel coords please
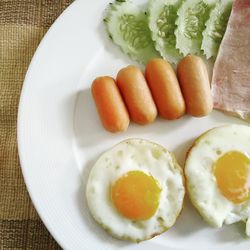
left=86, top=138, right=185, bottom=242
left=185, top=124, right=250, bottom=236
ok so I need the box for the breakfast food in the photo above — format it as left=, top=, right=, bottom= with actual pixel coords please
left=91, top=76, right=130, bottom=133
left=92, top=55, right=214, bottom=131
left=104, top=0, right=231, bottom=64
left=104, top=0, right=160, bottom=64
left=201, top=0, right=233, bottom=59
left=145, top=58, right=185, bottom=120
left=116, top=65, right=157, bottom=125
left=185, top=125, right=250, bottom=236
left=177, top=55, right=213, bottom=117
left=86, top=139, right=185, bottom=242
left=175, top=0, right=216, bottom=56
left=148, top=0, right=182, bottom=64
left=211, top=0, right=250, bottom=122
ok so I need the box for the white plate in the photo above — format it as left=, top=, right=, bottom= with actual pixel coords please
left=18, top=0, right=250, bottom=249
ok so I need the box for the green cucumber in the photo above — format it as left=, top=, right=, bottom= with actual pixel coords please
left=202, top=0, right=232, bottom=59
left=175, top=0, right=216, bottom=56
left=148, top=0, right=183, bottom=64
left=104, top=0, right=160, bottom=64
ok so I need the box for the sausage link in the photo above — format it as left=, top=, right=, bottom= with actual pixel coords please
left=116, top=65, right=157, bottom=125
left=145, top=58, right=186, bottom=120
left=177, top=55, right=213, bottom=117
left=91, top=76, right=130, bottom=132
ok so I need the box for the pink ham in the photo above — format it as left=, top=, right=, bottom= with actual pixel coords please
left=211, top=0, right=250, bottom=121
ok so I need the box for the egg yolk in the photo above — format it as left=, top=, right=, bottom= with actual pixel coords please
left=214, top=151, right=250, bottom=204
left=111, top=171, right=161, bottom=220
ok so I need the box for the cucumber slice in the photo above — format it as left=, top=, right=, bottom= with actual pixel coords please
left=148, top=0, right=183, bottom=64
left=104, top=0, right=160, bottom=64
left=202, top=0, right=232, bottom=59
left=175, top=0, right=216, bottom=56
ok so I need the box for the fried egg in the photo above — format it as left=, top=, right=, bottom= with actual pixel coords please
left=185, top=124, right=250, bottom=236
left=86, top=139, right=185, bottom=242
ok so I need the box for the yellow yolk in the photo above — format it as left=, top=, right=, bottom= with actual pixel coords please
left=214, top=151, right=250, bottom=204
left=111, top=171, right=161, bottom=220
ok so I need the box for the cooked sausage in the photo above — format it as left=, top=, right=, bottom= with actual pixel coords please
left=177, top=55, right=213, bottom=117
left=145, top=58, right=186, bottom=120
left=116, top=65, right=157, bottom=125
left=91, top=76, right=130, bottom=133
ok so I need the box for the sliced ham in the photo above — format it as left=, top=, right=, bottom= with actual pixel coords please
left=211, top=0, right=250, bottom=121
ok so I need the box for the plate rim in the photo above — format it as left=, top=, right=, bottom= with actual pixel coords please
left=17, top=1, right=79, bottom=249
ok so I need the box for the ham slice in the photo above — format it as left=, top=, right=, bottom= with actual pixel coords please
left=211, top=0, right=250, bottom=121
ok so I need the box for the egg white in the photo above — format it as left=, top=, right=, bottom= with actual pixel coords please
left=86, top=138, right=185, bottom=242
left=185, top=124, right=250, bottom=236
